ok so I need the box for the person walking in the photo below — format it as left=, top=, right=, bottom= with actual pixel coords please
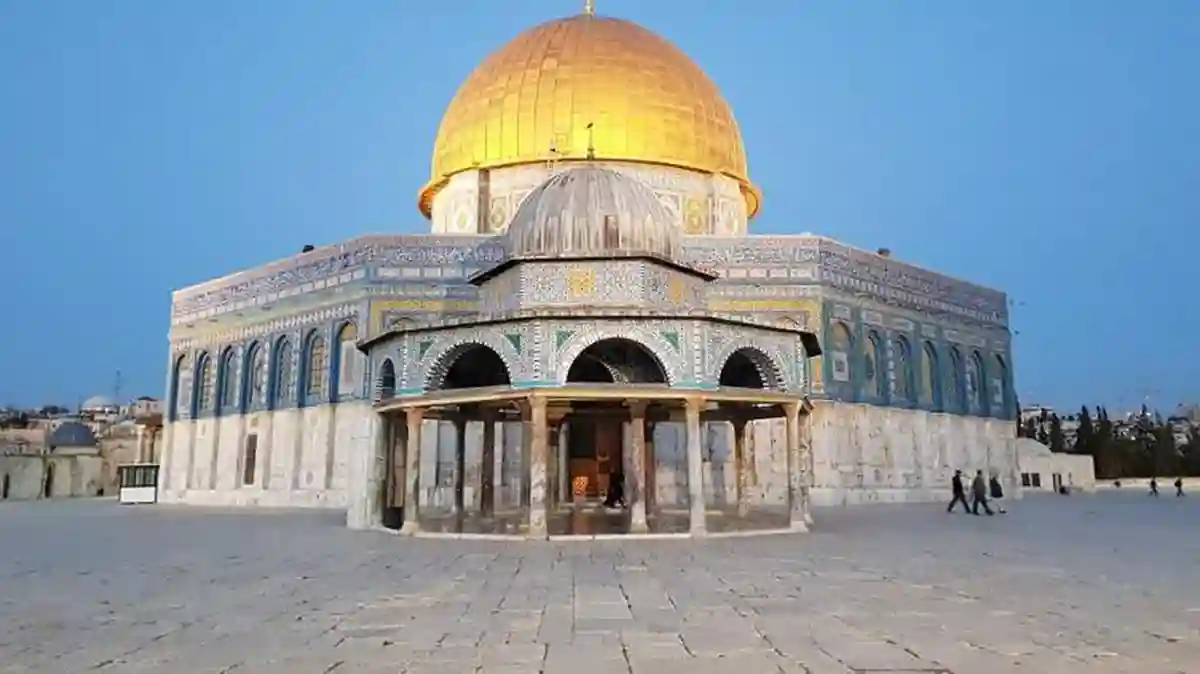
left=1150, top=478, right=1159, bottom=496
left=989, top=473, right=1007, bottom=514
left=947, top=470, right=970, bottom=514
left=1175, top=477, right=1185, bottom=497
left=971, top=470, right=994, bottom=516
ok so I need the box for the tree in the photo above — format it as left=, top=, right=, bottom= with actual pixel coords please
left=1048, top=413, right=1066, bottom=453
left=1181, top=425, right=1200, bottom=477
left=1075, top=405, right=1095, bottom=456
left=1152, top=421, right=1178, bottom=478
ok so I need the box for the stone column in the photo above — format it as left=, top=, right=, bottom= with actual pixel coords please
left=645, top=422, right=657, bottom=513
left=557, top=423, right=570, bottom=504
left=798, top=405, right=815, bottom=527
left=732, top=418, right=749, bottom=516
left=452, top=417, right=467, bottom=516
left=348, top=414, right=385, bottom=530
left=685, top=398, right=706, bottom=536
left=401, top=408, right=424, bottom=535
left=480, top=410, right=497, bottom=518
left=527, top=397, right=549, bottom=539
left=784, top=402, right=808, bottom=531
left=627, top=402, right=649, bottom=533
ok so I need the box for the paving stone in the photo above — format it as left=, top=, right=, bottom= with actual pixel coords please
left=2, top=495, right=1200, bottom=673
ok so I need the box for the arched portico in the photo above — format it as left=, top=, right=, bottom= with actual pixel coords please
left=557, top=330, right=680, bottom=386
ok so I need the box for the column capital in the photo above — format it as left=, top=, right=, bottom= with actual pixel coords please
left=405, top=407, right=426, bottom=424
left=627, top=400, right=648, bottom=417
left=684, top=396, right=705, bottom=414
left=783, top=401, right=803, bottom=419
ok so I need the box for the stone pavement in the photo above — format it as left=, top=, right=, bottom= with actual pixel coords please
left=1, top=492, right=1198, bottom=674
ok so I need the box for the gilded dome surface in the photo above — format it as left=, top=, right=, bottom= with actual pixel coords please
left=420, top=12, right=759, bottom=218
left=506, top=166, right=680, bottom=260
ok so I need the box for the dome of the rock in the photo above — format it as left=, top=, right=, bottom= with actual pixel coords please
left=419, top=11, right=759, bottom=218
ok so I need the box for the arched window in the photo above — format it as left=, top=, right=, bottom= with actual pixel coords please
left=864, top=331, right=884, bottom=398
left=333, top=322, right=360, bottom=399
left=216, top=348, right=237, bottom=413
left=270, top=337, right=294, bottom=409
left=194, top=353, right=215, bottom=414
left=948, top=347, right=966, bottom=413
left=301, top=331, right=328, bottom=405
left=169, top=354, right=190, bottom=421
left=969, top=350, right=987, bottom=414
left=921, top=341, right=941, bottom=408
left=243, top=343, right=267, bottom=410
left=893, top=336, right=913, bottom=402
left=377, top=358, right=396, bottom=400
left=830, top=322, right=854, bottom=384
left=993, top=354, right=1009, bottom=416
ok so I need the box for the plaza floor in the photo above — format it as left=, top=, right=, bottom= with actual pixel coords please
left=1, top=492, right=1198, bottom=674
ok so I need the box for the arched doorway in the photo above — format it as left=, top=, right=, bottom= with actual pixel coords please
left=566, top=338, right=668, bottom=385
left=718, top=347, right=782, bottom=390
left=563, top=338, right=667, bottom=499
left=431, top=343, right=512, bottom=391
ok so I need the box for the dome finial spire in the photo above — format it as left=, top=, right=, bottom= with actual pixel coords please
left=583, top=0, right=595, bottom=16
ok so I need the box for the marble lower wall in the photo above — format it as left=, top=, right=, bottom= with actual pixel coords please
left=808, top=402, right=1021, bottom=506
left=158, top=401, right=376, bottom=508
left=157, top=400, right=1020, bottom=523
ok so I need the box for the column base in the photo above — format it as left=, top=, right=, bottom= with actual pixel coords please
left=629, top=516, right=649, bottom=534
left=789, top=519, right=809, bottom=533
left=399, top=520, right=420, bottom=536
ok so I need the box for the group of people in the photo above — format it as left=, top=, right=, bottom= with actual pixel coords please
left=1148, top=477, right=1186, bottom=497
left=947, top=469, right=1006, bottom=516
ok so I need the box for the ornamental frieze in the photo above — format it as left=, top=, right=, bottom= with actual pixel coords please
left=171, top=303, right=357, bottom=351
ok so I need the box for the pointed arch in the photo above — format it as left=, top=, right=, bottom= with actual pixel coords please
left=947, top=346, right=966, bottom=414
left=376, top=358, right=396, bottom=401
left=269, top=336, right=295, bottom=410
left=829, top=321, right=854, bottom=386
left=300, top=329, right=328, bottom=407
left=168, top=353, right=189, bottom=422
left=333, top=321, right=361, bottom=400
left=969, top=350, right=987, bottom=415
left=893, top=335, right=914, bottom=402
left=192, top=352, right=215, bottom=416
left=215, top=347, right=238, bottom=414
left=427, top=343, right=513, bottom=391
left=993, top=354, right=1010, bottom=417
left=715, top=345, right=787, bottom=391
left=920, top=341, right=942, bottom=409
left=864, top=330, right=884, bottom=399
left=242, top=341, right=267, bottom=411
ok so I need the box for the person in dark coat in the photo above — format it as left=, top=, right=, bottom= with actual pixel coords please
left=1150, top=478, right=1159, bottom=496
left=1175, top=477, right=1185, bottom=497
left=947, top=470, right=970, bottom=513
left=602, top=470, right=626, bottom=509
left=988, top=474, right=1007, bottom=514
left=971, top=470, right=994, bottom=516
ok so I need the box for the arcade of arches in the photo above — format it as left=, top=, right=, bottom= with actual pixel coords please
left=374, top=340, right=813, bottom=538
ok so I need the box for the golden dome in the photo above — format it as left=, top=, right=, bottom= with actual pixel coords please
left=419, top=11, right=760, bottom=218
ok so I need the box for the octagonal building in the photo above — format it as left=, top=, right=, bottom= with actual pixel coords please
left=158, top=5, right=1018, bottom=537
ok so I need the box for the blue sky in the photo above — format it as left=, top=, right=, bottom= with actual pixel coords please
left=0, top=0, right=1195, bottom=413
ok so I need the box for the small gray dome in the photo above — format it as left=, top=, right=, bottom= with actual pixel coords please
left=82, top=395, right=116, bottom=410
left=506, top=167, right=680, bottom=261
left=49, top=421, right=97, bottom=448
